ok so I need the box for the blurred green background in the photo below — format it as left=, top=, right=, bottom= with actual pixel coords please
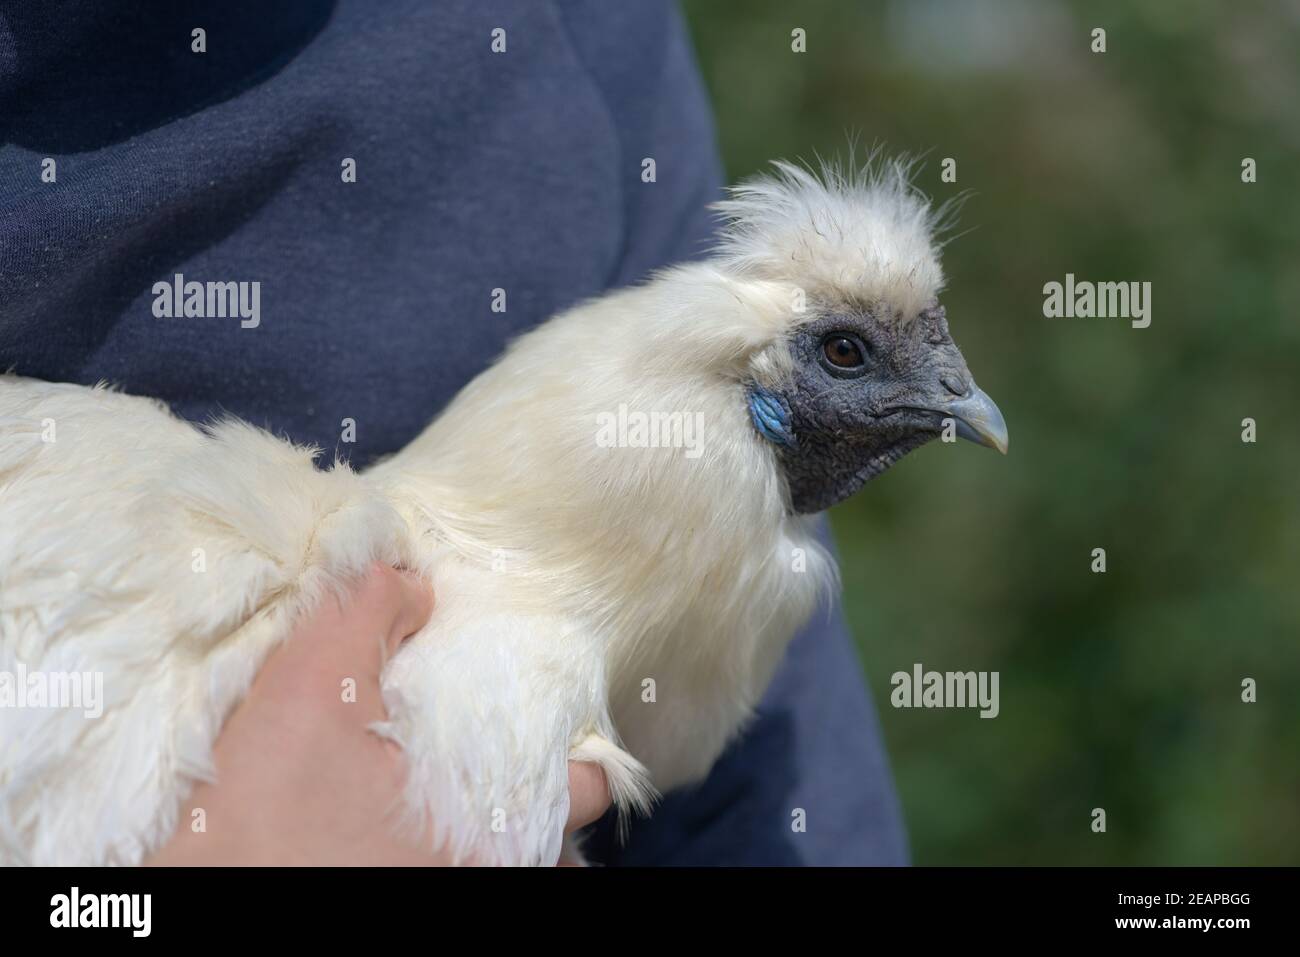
left=683, top=0, right=1300, bottom=864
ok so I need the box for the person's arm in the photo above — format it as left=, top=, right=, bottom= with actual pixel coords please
left=147, top=564, right=610, bottom=866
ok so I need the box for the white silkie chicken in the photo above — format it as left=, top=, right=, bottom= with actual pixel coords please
left=0, top=157, right=1007, bottom=866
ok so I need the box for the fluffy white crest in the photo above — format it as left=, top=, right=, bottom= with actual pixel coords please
left=711, top=153, right=953, bottom=321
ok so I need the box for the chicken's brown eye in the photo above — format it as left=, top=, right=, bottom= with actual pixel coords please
left=822, top=335, right=865, bottom=369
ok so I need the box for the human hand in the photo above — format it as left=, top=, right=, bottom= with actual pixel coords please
left=146, top=563, right=609, bottom=865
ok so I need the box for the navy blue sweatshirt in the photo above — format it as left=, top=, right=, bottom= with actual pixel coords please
left=0, top=0, right=906, bottom=865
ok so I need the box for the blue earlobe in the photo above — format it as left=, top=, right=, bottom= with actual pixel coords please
left=747, top=387, right=796, bottom=448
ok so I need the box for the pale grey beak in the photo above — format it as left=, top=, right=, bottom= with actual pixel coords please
left=945, top=385, right=1009, bottom=454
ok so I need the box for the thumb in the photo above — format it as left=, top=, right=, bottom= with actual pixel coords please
left=383, top=568, right=435, bottom=658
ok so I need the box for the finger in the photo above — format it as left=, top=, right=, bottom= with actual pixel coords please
left=564, top=761, right=612, bottom=833
left=278, top=565, right=431, bottom=691
left=384, top=568, right=435, bottom=655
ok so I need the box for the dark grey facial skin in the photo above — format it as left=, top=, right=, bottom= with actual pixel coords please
left=756, top=301, right=1007, bottom=514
